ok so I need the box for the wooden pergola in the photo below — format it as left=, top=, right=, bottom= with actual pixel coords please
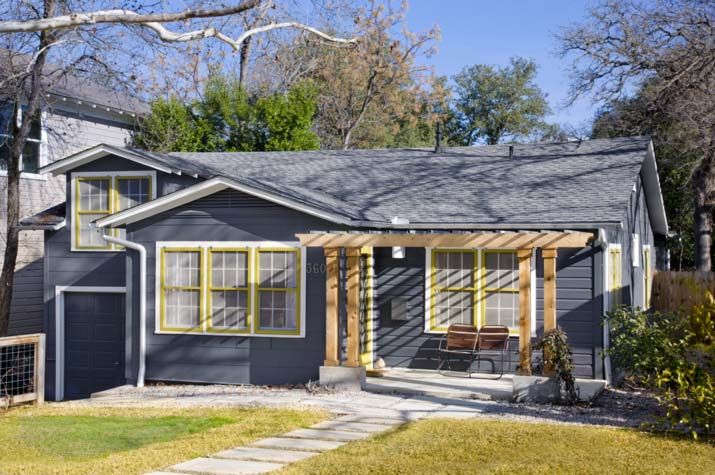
left=296, top=230, right=594, bottom=376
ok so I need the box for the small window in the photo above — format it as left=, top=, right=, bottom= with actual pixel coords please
left=256, top=249, right=300, bottom=334
left=75, top=178, right=111, bottom=249
left=208, top=250, right=250, bottom=333
left=430, top=250, right=477, bottom=331
left=161, top=249, right=202, bottom=331
left=115, top=177, right=152, bottom=242
left=483, top=251, right=519, bottom=331
left=0, top=107, right=43, bottom=174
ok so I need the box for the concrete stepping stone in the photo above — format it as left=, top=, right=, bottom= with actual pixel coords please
left=252, top=437, right=346, bottom=452
left=283, top=428, right=370, bottom=442
left=335, top=414, right=408, bottom=425
left=311, top=420, right=394, bottom=433
left=214, top=446, right=319, bottom=463
left=170, top=457, right=283, bottom=475
left=145, top=472, right=185, bottom=475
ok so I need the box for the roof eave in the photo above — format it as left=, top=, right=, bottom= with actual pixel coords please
left=18, top=219, right=66, bottom=231
left=39, top=144, right=185, bottom=176
left=641, top=141, right=669, bottom=237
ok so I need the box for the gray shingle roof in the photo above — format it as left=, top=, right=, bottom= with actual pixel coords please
left=132, top=136, right=652, bottom=228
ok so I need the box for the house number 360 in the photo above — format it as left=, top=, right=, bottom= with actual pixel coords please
left=306, top=263, right=326, bottom=274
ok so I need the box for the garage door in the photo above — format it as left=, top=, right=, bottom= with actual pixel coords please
left=64, top=292, right=125, bottom=400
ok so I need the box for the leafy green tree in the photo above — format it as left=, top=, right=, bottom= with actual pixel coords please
left=449, top=57, right=551, bottom=145
left=134, top=98, right=216, bottom=153
left=255, top=81, right=320, bottom=151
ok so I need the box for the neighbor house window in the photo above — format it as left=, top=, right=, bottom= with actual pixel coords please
left=0, top=106, right=44, bottom=174
left=161, top=249, right=202, bottom=331
left=430, top=250, right=478, bottom=332
left=72, top=172, right=155, bottom=250
left=609, top=246, right=622, bottom=309
left=158, top=244, right=303, bottom=337
left=483, top=251, right=519, bottom=331
left=643, top=246, right=652, bottom=309
left=256, top=249, right=300, bottom=334
left=208, top=249, right=250, bottom=333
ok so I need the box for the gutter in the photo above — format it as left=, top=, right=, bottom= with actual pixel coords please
left=596, top=228, right=613, bottom=385
left=102, top=233, right=146, bottom=388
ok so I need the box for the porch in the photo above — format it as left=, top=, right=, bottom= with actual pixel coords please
left=297, top=230, right=596, bottom=387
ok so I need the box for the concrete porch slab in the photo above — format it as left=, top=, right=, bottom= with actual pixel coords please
left=364, top=368, right=513, bottom=401
left=170, top=457, right=283, bottom=474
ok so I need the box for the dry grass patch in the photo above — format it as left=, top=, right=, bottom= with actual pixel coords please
left=0, top=404, right=325, bottom=475
left=281, top=418, right=714, bottom=475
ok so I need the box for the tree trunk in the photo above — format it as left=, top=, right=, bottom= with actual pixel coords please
left=238, top=35, right=252, bottom=89
left=693, top=185, right=712, bottom=271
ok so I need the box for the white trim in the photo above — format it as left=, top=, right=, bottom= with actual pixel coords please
left=423, top=247, right=432, bottom=333
left=40, top=144, right=177, bottom=176
left=54, top=285, right=126, bottom=401
left=95, top=176, right=356, bottom=229
left=70, top=170, right=157, bottom=252
left=154, top=241, right=306, bottom=338
left=531, top=251, right=537, bottom=338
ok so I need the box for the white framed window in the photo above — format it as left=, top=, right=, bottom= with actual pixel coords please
left=156, top=241, right=305, bottom=338
left=0, top=106, right=46, bottom=177
left=483, top=251, right=520, bottom=331
left=607, top=244, right=623, bottom=310
left=71, top=171, right=157, bottom=251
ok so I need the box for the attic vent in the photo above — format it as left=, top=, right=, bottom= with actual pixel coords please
left=192, top=189, right=274, bottom=209
left=509, top=145, right=514, bottom=157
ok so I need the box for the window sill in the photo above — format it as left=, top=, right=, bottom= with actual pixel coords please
left=155, top=329, right=304, bottom=338
left=0, top=170, right=47, bottom=181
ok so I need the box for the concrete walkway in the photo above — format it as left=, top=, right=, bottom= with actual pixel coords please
left=146, top=413, right=406, bottom=475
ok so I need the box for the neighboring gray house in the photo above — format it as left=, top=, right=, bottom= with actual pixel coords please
left=24, top=136, right=667, bottom=400
left=2, top=75, right=147, bottom=335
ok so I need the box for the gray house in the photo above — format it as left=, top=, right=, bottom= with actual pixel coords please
left=23, top=136, right=667, bottom=400
left=3, top=74, right=147, bottom=335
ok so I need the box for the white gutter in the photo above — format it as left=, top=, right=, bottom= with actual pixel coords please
left=102, top=233, right=146, bottom=388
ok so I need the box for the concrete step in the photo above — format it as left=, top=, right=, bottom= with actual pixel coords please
left=251, top=437, right=346, bottom=452
left=311, top=420, right=394, bottom=433
left=282, top=428, right=370, bottom=442
left=170, top=457, right=283, bottom=475
left=334, top=414, right=409, bottom=425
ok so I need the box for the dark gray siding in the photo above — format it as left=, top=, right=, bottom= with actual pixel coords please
left=43, top=154, right=199, bottom=400
left=374, top=246, right=602, bottom=378
left=127, top=189, right=346, bottom=386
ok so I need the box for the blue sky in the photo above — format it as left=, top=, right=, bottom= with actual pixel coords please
left=406, top=0, right=596, bottom=129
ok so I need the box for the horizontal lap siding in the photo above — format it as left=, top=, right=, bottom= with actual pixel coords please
left=376, top=247, right=601, bottom=378
left=130, top=189, right=342, bottom=386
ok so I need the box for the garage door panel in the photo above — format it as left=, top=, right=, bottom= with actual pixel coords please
left=64, top=292, right=125, bottom=400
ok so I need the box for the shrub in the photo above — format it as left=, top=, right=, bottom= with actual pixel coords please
left=533, top=327, right=578, bottom=404
left=605, top=297, right=715, bottom=438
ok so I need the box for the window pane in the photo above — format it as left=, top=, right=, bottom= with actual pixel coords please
left=211, top=290, right=247, bottom=329
left=78, top=213, right=106, bottom=247
left=211, top=251, right=247, bottom=288
left=485, top=252, right=517, bottom=289
left=434, top=252, right=474, bottom=289
left=0, top=106, right=12, bottom=136
left=0, top=140, right=9, bottom=171
left=78, top=179, right=109, bottom=211
left=21, top=141, right=39, bottom=173
left=165, top=251, right=200, bottom=287
left=164, top=289, right=200, bottom=328
left=434, top=290, right=473, bottom=328
left=117, top=178, right=150, bottom=210
left=259, top=251, right=296, bottom=288
left=485, top=290, right=518, bottom=328
left=27, top=111, right=42, bottom=140
left=258, top=290, right=296, bottom=330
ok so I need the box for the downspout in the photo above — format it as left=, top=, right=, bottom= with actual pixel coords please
left=596, top=228, right=613, bottom=384
left=102, top=233, right=146, bottom=388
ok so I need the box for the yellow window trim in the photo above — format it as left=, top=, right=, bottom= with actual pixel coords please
left=207, top=247, right=251, bottom=334
left=73, top=174, right=154, bottom=251
left=609, top=247, right=622, bottom=309
left=159, top=247, right=204, bottom=333
left=359, top=246, right=374, bottom=368
left=253, top=248, right=301, bottom=336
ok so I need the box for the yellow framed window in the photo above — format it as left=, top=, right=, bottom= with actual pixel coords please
left=255, top=249, right=301, bottom=335
left=208, top=249, right=250, bottom=333
left=75, top=177, right=111, bottom=249
left=431, top=250, right=478, bottom=332
left=160, top=248, right=203, bottom=332
left=73, top=173, right=153, bottom=250
left=643, top=246, right=652, bottom=308
left=609, top=246, right=622, bottom=310
left=483, top=251, right=519, bottom=333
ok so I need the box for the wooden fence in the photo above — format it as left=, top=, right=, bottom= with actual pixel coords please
left=651, top=271, right=715, bottom=313
left=0, top=333, right=45, bottom=407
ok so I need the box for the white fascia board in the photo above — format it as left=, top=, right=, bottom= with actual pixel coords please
left=95, top=177, right=355, bottom=229
left=40, top=144, right=176, bottom=176
left=641, top=141, right=668, bottom=236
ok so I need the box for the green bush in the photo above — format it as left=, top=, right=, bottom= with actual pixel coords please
left=605, top=298, right=715, bottom=438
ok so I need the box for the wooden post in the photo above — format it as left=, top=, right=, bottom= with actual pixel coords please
left=542, top=248, right=557, bottom=376
left=517, top=249, right=532, bottom=375
left=324, top=248, right=340, bottom=366
left=35, top=333, right=45, bottom=405
left=345, top=247, right=361, bottom=368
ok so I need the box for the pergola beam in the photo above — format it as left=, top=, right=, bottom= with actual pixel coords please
left=297, top=231, right=594, bottom=250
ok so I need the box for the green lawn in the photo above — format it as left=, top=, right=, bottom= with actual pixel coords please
left=281, top=419, right=715, bottom=475
left=0, top=405, right=325, bottom=475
